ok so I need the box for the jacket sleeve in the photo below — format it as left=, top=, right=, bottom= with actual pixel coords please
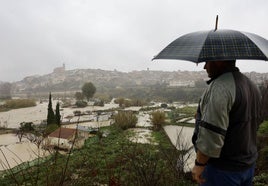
left=196, top=79, right=235, bottom=158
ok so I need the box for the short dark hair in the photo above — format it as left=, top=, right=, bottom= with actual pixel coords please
left=227, top=60, right=236, bottom=63
left=223, top=60, right=236, bottom=67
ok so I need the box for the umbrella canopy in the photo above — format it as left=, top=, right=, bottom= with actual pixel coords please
left=153, top=29, right=268, bottom=63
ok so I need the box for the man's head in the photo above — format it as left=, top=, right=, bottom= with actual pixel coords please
left=204, top=60, right=236, bottom=78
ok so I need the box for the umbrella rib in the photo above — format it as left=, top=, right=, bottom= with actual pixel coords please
left=196, top=30, right=214, bottom=63
left=241, top=32, right=268, bottom=60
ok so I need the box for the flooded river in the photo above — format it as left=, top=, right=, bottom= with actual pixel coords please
left=0, top=101, right=120, bottom=129
left=0, top=125, right=195, bottom=172
left=163, top=125, right=195, bottom=172
left=0, top=101, right=120, bottom=171
left=0, top=101, right=195, bottom=172
left=0, top=134, right=49, bottom=171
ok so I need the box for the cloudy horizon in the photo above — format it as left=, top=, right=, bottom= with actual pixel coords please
left=1, top=0, right=268, bottom=82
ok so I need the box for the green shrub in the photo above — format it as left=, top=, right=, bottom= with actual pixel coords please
left=114, top=111, right=137, bottom=130
left=75, top=100, right=87, bottom=108
left=161, top=103, right=168, bottom=108
left=151, top=110, right=166, bottom=131
left=257, top=122, right=268, bottom=177
left=254, top=173, right=268, bottom=186
left=73, top=110, right=82, bottom=116
left=177, top=106, right=197, bottom=116
left=114, top=97, right=125, bottom=107
left=257, top=121, right=268, bottom=149
left=258, top=121, right=268, bottom=135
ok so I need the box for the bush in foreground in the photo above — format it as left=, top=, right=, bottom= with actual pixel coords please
left=114, top=111, right=138, bottom=130
left=151, top=110, right=166, bottom=131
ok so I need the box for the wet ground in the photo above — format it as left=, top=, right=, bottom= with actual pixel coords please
left=0, top=101, right=195, bottom=171
left=0, top=134, right=49, bottom=171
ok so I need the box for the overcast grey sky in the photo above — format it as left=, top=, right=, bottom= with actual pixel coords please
left=0, top=0, right=268, bottom=82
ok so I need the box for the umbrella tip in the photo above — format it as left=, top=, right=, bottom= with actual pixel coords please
left=214, top=15, right=218, bottom=31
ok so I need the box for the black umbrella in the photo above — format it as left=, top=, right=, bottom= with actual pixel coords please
left=153, top=20, right=268, bottom=63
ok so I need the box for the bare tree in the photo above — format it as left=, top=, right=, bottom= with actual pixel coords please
left=16, top=122, right=35, bottom=142
left=175, top=127, right=194, bottom=173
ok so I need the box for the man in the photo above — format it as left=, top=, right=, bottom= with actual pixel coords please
left=191, top=60, right=263, bottom=186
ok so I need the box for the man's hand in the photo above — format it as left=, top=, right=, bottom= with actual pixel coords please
left=192, top=165, right=206, bottom=184
left=192, top=150, right=209, bottom=184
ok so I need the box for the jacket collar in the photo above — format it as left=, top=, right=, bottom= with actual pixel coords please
left=206, top=67, right=240, bottom=85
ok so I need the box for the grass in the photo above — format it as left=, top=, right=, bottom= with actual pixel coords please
left=168, top=105, right=197, bottom=127
left=0, top=125, right=195, bottom=185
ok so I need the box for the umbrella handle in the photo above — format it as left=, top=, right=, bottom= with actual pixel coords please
left=214, top=15, right=218, bottom=31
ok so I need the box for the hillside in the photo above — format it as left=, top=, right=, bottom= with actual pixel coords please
left=11, top=67, right=268, bottom=95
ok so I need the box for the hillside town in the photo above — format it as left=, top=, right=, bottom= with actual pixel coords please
left=1, top=64, right=267, bottom=100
